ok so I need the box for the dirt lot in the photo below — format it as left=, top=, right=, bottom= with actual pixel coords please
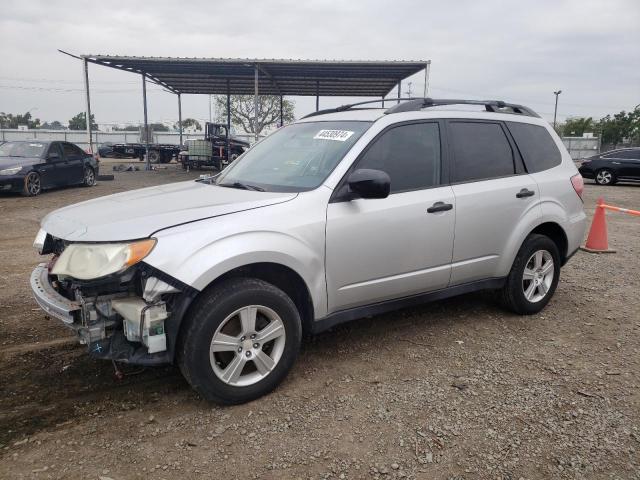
left=1, top=162, right=638, bottom=479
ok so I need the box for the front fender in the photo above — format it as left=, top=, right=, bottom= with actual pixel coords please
left=143, top=195, right=329, bottom=318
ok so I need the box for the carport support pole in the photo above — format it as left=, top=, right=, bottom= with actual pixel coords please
left=279, top=95, right=283, bottom=127
left=82, top=57, right=93, bottom=154
left=177, top=93, right=183, bottom=146
left=315, top=81, right=320, bottom=111
left=397, top=80, right=402, bottom=104
left=142, top=73, right=150, bottom=170
left=381, top=96, right=385, bottom=108
left=424, top=61, right=431, bottom=97
left=254, top=65, right=259, bottom=143
left=226, top=80, right=231, bottom=163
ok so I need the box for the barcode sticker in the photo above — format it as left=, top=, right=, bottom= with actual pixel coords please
left=313, top=130, right=355, bottom=142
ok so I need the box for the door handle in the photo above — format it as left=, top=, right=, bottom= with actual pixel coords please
left=427, top=201, right=453, bottom=213
left=516, top=188, right=535, bottom=198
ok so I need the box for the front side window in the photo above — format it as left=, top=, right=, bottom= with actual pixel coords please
left=355, top=122, right=441, bottom=193
left=216, top=121, right=371, bottom=192
left=507, top=122, right=562, bottom=172
left=449, top=121, right=515, bottom=183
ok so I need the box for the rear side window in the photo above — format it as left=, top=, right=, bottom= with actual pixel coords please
left=448, top=122, right=514, bottom=183
left=356, top=122, right=441, bottom=193
left=507, top=122, right=562, bottom=172
left=62, top=143, right=78, bottom=157
left=613, top=150, right=640, bottom=160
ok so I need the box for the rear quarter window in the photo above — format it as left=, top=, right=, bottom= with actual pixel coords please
left=507, top=122, right=562, bottom=173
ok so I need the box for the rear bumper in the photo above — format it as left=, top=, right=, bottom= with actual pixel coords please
left=578, top=166, right=594, bottom=179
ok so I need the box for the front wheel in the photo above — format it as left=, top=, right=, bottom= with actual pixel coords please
left=178, top=278, right=302, bottom=404
left=500, top=234, right=561, bottom=315
left=595, top=168, right=616, bottom=186
left=22, top=171, right=41, bottom=196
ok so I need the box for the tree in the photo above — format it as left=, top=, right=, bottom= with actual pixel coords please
left=560, top=117, right=594, bottom=137
left=150, top=123, right=169, bottom=132
left=214, top=95, right=295, bottom=136
left=114, top=125, right=140, bottom=131
left=0, top=112, right=41, bottom=129
left=68, top=112, right=98, bottom=131
left=597, top=108, right=640, bottom=146
left=40, top=120, right=65, bottom=130
left=175, top=118, right=202, bottom=131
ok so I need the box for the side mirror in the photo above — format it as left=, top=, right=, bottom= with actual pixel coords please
left=47, top=152, right=60, bottom=161
left=347, top=169, right=390, bottom=199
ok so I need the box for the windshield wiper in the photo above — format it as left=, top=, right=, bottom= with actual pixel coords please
left=218, top=181, right=265, bottom=192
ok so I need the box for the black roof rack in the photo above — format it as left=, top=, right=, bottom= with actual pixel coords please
left=302, top=97, right=539, bottom=119
left=384, top=98, right=539, bottom=117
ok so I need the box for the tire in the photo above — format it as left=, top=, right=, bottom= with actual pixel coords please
left=147, top=150, right=160, bottom=163
left=500, top=234, right=561, bottom=315
left=22, top=171, right=41, bottom=196
left=177, top=277, right=302, bottom=404
left=595, top=168, right=616, bottom=186
left=82, top=166, right=96, bottom=187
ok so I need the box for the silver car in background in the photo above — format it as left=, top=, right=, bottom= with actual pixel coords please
left=30, top=98, right=586, bottom=404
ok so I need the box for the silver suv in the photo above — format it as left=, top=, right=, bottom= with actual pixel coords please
left=31, top=99, right=587, bottom=404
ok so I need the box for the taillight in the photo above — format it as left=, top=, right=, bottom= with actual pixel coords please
left=571, top=174, right=584, bottom=201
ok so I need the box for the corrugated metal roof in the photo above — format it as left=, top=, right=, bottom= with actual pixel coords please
left=83, top=55, right=429, bottom=97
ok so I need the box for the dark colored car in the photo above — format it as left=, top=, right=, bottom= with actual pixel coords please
left=0, top=140, right=99, bottom=196
left=578, top=148, right=640, bottom=185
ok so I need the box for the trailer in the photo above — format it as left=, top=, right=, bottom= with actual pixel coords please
left=101, top=143, right=182, bottom=163
left=178, top=123, right=249, bottom=170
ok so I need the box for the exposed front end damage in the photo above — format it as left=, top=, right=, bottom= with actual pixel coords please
left=30, top=237, right=196, bottom=366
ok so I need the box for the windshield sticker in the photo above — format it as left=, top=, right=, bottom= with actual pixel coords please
left=313, top=130, right=355, bottom=142
left=30, top=143, right=44, bottom=147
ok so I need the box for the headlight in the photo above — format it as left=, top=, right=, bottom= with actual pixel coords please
left=0, top=166, right=22, bottom=175
left=51, top=239, right=156, bottom=280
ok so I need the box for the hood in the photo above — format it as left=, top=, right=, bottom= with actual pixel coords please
left=42, top=180, right=297, bottom=242
left=0, top=156, right=40, bottom=170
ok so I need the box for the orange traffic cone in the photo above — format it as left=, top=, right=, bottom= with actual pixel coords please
left=581, top=197, right=616, bottom=253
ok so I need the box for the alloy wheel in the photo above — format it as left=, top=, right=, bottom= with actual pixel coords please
left=209, top=305, right=286, bottom=387
left=25, top=172, right=41, bottom=195
left=596, top=170, right=612, bottom=185
left=84, top=168, right=95, bottom=186
left=522, top=250, right=554, bottom=303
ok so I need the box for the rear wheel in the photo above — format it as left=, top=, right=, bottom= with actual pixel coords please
left=500, top=234, right=560, bottom=315
left=82, top=166, right=96, bottom=187
left=147, top=149, right=161, bottom=163
left=22, top=171, right=41, bottom=196
left=178, top=278, right=302, bottom=404
left=595, top=168, right=616, bottom=185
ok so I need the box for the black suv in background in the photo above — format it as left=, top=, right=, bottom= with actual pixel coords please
left=578, top=148, right=640, bottom=185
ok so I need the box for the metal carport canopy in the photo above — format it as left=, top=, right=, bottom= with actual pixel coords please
left=82, top=55, right=429, bottom=97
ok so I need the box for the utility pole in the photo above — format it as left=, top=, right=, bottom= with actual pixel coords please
left=553, top=90, right=562, bottom=130
left=406, top=81, right=413, bottom=98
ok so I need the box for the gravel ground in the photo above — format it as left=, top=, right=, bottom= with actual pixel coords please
left=0, top=162, right=638, bottom=479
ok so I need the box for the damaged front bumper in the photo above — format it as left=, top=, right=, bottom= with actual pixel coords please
left=30, top=262, right=195, bottom=366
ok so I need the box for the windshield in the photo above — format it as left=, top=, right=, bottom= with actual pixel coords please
left=0, top=141, right=47, bottom=158
left=216, top=121, right=371, bottom=192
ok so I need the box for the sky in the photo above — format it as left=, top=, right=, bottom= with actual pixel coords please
left=0, top=0, right=638, bottom=129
